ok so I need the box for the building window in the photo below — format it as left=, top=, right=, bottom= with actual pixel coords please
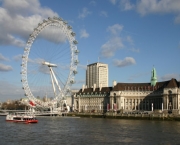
left=114, top=93, right=116, bottom=104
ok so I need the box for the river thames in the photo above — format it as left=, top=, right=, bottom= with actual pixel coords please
left=1, top=116, right=180, bottom=145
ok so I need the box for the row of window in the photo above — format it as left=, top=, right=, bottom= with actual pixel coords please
left=124, top=86, right=162, bottom=91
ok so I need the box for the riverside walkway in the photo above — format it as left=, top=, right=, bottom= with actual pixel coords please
left=0, top=110, right=67, bottom=116
left=67, top=112, right=180, bottom=121
left=2, top=110, right=180, bottom=121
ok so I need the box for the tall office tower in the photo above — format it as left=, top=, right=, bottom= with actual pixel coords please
left=86, top=62, right=108, bottom=88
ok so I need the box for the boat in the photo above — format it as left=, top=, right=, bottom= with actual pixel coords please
left=6, top=113, right=38, bottom=124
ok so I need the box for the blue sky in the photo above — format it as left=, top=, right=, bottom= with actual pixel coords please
left=0, top=0, right=180, bottom=102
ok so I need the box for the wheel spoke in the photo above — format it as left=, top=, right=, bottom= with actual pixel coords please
left=21, top=17, right=79, bottom=110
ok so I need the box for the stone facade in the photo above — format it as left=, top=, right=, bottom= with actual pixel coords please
left=74, top=66, right=180, bottom=114
left=74, top=86, right=112, bottom=113
left=74, top=78, right=180, bottom=114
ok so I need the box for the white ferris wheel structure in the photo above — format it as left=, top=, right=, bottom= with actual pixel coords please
left=21, top=17, right=79, bottom=110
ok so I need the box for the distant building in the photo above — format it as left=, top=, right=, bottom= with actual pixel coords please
left=86, top=62, right=108, bottom=88
left=6, top=99, right=12, bottom=104
left=74, top=67, right=180, bottom=114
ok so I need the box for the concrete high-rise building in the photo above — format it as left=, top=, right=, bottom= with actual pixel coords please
left=86, top=62, right=108, bottom=88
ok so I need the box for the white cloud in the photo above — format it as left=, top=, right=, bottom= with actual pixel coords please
left=126, top=36, right=134, bottom=45
left=175, top=14, right=180, bottom=24
left=57, top=63, right=71, bottom=70
left=80, top=29, right=89, bottom=38
left=38, top=65, right=50, bottom=74
left=129, top=47, right=140, bottom=53
left=120, top=0, right=135, bottom=11
left=0, top=33, right=25, bottom=47
left=161, top=73, right=180, bottom=81
left=89, top=1, right=96, bottom=6
left=2, top=0, right=57, bottom=18
left=0, top=0, right=59, bottom=48
left=136, top=0, right=180, bottom=23
left=100, top=11, right=108, bottom=17
left=107, top=24, right=123, bottom=35
left=109, top=0, right=118, bottom=5
left=113, top=57, right=136, bottom=67
left=0, top=80, right=24, bottom=101
left=0, top=53, right=9, bottom=61
left=110, top=0, right=180, bottom=24
left=38, top=26, right=67, bottom=43
left=78, top=64, right=87, bottom=70
left=100, top=37, right=124, bottom=58
left=126, top=36, right=140, bottom=52
left=100, top=24, right=124, bottom=58
left=28, top=58, right=44, bottom=64
left=136, top=0, right=180, bottom=16
left=100, top=24, right=138, bottom=58
left=78, top=7, right=92, bottom=19
left=27, top=58, right=50, bottom=74
left=13, top=54, right=22, bottom=62
left=0, top=63, right=13, bottom=71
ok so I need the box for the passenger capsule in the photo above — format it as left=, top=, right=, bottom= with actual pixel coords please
left=73, top=40, right=78, bottom=44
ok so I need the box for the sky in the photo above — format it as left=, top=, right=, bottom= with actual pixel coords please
left=0, top=0, right=180, bottom=102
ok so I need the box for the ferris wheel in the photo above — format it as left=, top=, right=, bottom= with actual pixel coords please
left=21, top=17, right=79, bottom=109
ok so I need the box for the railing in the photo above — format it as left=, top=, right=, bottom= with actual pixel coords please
left=0, top=110, right=67, bottom=116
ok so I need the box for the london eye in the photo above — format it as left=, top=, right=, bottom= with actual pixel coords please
left=21, top=17, right=79, bottom=110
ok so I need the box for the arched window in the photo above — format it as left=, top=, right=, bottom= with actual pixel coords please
left=168, top=90, right=172, bottom=110
left=114, top=97, right=116, bottom=103
left=114, top=93, right=116, bottom=104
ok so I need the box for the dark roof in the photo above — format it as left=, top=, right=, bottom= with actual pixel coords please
left=165, top=78, right=179, bottom=88
left=87, top=62, right=106, bottom=66
left=76, top=79, right=179, bottom=94
left=77, top=87, right=112, bottom=94
left=113, top=82, right=151, bottom=91
left=113, top=78, right=179, bottom=91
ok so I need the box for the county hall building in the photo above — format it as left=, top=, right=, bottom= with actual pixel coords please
left=74, top=62, right=180, bottom=114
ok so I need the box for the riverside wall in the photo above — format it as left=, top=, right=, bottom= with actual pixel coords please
left=67, top=112, right=180, bottom=121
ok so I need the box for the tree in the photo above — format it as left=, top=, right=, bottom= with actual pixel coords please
left=1, top=100, right=28, bottom=110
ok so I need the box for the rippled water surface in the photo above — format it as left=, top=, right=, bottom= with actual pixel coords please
left=1, top=116, right=180, bottom=145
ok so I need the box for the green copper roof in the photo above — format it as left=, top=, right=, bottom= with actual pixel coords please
left=151, top=67, right=157, bottom=86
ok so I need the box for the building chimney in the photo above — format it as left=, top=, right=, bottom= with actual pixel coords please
left=93, top=83, right=96, bottom=92
left=82, top=84, right=85, bottom=92
left=113, top=80, right=117, bottom=88
left=99, top=83, right=102, bottom=91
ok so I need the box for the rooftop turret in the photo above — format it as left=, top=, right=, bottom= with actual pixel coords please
left=151, top=67, right=157, bottom=87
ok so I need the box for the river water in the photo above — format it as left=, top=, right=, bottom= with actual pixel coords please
left=0, top=116, right=180, bottom=145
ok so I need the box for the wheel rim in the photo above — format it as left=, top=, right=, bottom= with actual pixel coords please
left=21, top=17, right=79, bottom=109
